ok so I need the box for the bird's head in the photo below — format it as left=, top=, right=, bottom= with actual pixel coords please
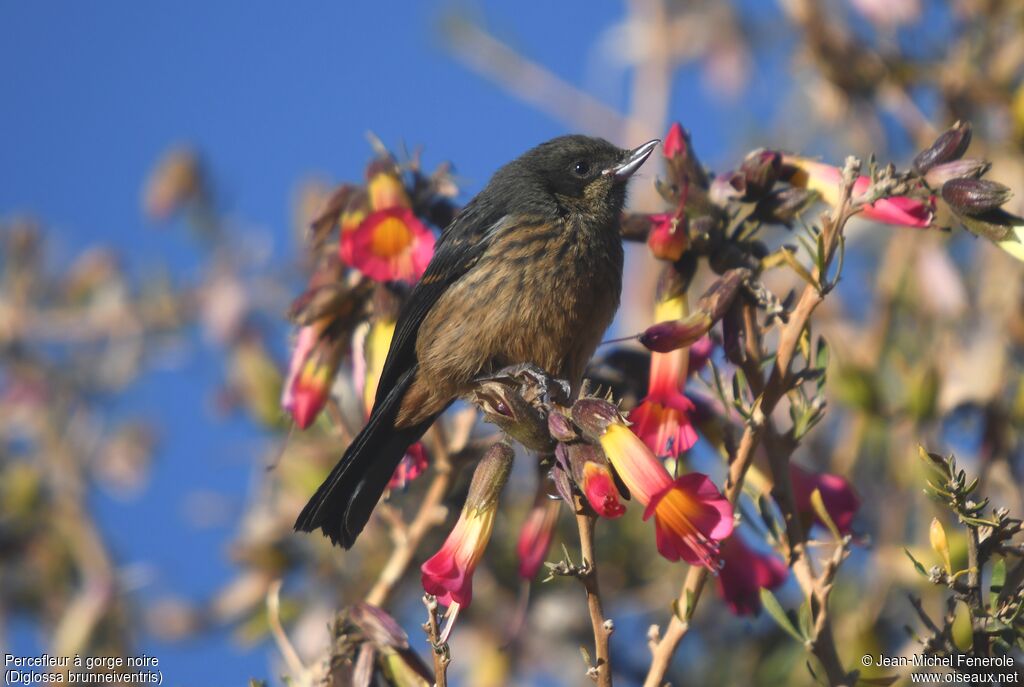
left=496, top=135, right=660, bottom=221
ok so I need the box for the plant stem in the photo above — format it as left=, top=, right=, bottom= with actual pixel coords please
left=576, top=509, right=614, bottom=687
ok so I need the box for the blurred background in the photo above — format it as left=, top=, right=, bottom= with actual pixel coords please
left=2, top=1, right=1024, bottom=685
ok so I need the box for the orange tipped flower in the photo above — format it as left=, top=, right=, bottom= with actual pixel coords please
left=575, top=400, right=733, bottom=567
left=339, top=207, right=435, bottom=284
left=516, top=496, right=560, bottom=580
left=783, top=156, right=933, bottom=228
left=421, top=442, right=513, bottom=608
left=282, top=324, right=343, bottom=429
left=630, top=290, right=699, bottom=458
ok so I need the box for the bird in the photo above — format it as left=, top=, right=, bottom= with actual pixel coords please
left=294, top=134, right=660, bottom=548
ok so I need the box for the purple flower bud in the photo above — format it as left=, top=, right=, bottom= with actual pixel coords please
left=639, top=312, right=713, bottom=353
left=913, top=121, right=972, bottom=174
left=464, top=442, right=514, bottom=511
left=922, top=158, right=990, bottom=189
left=571, top=398, right=626, bottom=441
left=547, top=411, right=578, bottom=442
left=739, top=150, right=782, bottom=199
left=941, top=178, right=1013, bottom=216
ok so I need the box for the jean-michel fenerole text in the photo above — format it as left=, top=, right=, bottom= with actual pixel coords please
left=868, top=654, right=1015, bottom=669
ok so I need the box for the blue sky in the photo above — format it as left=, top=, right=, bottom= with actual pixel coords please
left=0, top=2, right=799, bottom=684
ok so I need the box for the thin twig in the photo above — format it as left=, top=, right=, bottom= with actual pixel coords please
left=422, top=594, right=450, bottom=687
left=575, top=509, right=614, bottom=687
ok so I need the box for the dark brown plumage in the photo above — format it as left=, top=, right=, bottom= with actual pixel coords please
left=295, top=134, right=659, bottom=548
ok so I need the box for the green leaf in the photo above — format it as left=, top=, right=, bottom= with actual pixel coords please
left=991, top=558, right=1006, bottom=607
left=759, top=589, right=805, bottom=643
left=904, top=548, right=929, bottom=577
left=810, top=488, right=841, bottom=540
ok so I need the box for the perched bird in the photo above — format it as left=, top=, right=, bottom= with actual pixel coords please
left=295, top=135, right=660, bottom=548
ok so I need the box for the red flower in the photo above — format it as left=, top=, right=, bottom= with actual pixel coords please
left=790, top=464, right=860, bottom=535
left=630, top=293, right=699, bottom=458
left=716, top=533, right=788, bottom=616
left=421, top=443, right=512, bottom=609
left=339, top=207, right=435, bottom=284
left=516, top=498, right=560, bottom=580
left=594, top=419, right=733, bottom=567
left=580, top=461, right=626, bottom=519
left=783, top=156, right=933, bottom=228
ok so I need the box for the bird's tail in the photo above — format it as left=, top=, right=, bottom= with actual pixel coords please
left=294, top=367, right=437, bottom=548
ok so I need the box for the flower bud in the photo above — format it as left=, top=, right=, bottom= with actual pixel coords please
left=929, top=517, right=952, bottom=575
left=922, top=159, right=990, bottom=189
left=639, top=312, right=713, bottom=353
left=663, top=122, right=688, bottom=160
left=913, top=121, right=972, bottom=174
left=465, top=442, right=515, bottom=512
left=941, top=178, right=1013, bottom=216
left=547, top=411, right=578, bottom=442
left=571, top=397, right=627, bottom=442
left=739, top=149, right=781, bottom=199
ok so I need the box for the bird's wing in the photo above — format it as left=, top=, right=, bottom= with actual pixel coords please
left=372, top=206, right=515, bottom=408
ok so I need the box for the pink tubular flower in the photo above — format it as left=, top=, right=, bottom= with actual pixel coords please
left=516, top=497, right=560, bottom=580
left=790, top=464, right=860, bottom=535
left=629, top=293, right=699, bottom=458
left=339, top=207, right=435, bottom=284
left=783, top=156, right=933, bottom=228
left=281, top=323, right=342, bottom=429
left=576, top=401, right=733, bottom=567
left=421, top=443, right=513, bottom=609
left=716, top=533, right=789, bottom=616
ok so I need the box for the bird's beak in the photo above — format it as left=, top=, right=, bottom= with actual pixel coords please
left=605, top=139, right=661, bottom=180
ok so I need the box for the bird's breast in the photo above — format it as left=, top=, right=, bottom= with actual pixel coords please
left=415, top=217, right=624, bottom=401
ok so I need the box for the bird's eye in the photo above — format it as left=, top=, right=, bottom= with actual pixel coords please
left=572, top=160, right=592, bottom=177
